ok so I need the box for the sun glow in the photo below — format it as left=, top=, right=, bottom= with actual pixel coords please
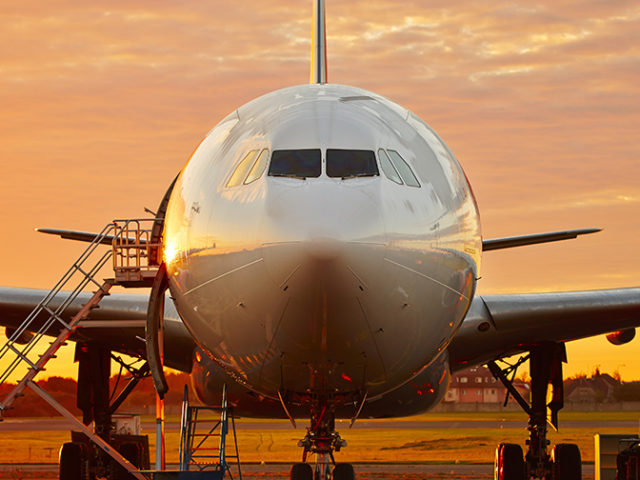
left=163, top=241, right=179, bottom=265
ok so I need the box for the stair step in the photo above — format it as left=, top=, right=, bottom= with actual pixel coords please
left=0, top=220, right=172, bottom=477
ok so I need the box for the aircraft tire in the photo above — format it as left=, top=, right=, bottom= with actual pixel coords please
left=494, top=443, right=525, bottom=480
left=59, top=442, right=86, bottom=480
left=551, top=443, right=581, bottom=480
left=291, top=462, right=313, bottom=480
left=333, top=463, right=355, bottom=480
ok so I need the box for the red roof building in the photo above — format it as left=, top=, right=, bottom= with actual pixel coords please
left=445, top=365, right=530, bottom=404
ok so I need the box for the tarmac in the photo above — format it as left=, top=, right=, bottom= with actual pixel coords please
left=1, top=417, right=638, bottom=431
left=0, top=462, right=596, bottom=479
left=0, top=418, right=605, bottom=478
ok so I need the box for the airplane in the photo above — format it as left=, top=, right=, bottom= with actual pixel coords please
left=1, top=1, right=639, bottom=480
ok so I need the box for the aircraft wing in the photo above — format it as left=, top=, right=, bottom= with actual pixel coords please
left=482, top=228, right=600, bottom=251
left=448, top=287, right=640, bottom=372
left=39, top=227, right=600, bottom=253
left=0, top=287, right=194, bottom=372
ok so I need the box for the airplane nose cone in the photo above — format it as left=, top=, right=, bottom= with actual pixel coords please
left=260, top=180, right=386, bottom=288
left=305, top=237, right=341, bottom=261
left=259, top=180, right=388, bottom=391
left=263, top=180, right=383, bottom=242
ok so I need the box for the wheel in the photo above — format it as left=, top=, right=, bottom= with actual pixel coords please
left=59, top=442, right=87, bottom=480
left=333, top=463, right=355, bottom=480
left=552, top=443, right=581, bottom=480
left=494, top=443, right=525, bottom=480
left=291, top=462, right=313, bottom=480
left=617, top=443, right=640, bottom=480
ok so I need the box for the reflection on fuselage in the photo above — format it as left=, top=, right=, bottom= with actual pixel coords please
left=163, top=83, right=482, bottom=412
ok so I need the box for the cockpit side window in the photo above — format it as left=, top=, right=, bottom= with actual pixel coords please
left=269, top=149, right=321, bottom=179
left=378, top=149, right=403, bottom=185
left=244, top=149, right=270, bottom=184
left=387, top=150, right=421, bottom=187
left=326, top=149, right=379, bottom=179
left=226, top=150, right=259, bottom=188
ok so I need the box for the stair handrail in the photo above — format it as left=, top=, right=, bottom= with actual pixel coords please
left=0, top=222, right=117, bottom=385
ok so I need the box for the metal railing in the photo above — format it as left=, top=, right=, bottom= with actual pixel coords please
left=0, top=219, right=161, bottom=480
left=0, top=223, right=116, bottom=387
left=179, top=384, right=242, bottom=479
left=112, top=218, right=163, bottom=285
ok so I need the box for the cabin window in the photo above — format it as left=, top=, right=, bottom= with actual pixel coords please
left=378, top=149, right=403, bottom=185
left=244, top=149, right=270, bottom=184
left=387, top=150, right=421, bottom=187
left=269, top=149, right=321, bottom=179
left=326, top=149, right=379, bottom=179
left=226, top=150, right=259, bottom=188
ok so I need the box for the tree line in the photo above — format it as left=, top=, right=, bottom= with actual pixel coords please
left=0, top=372, right=191, bottom=417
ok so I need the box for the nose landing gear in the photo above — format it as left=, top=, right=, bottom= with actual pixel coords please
left=488, top=343, right=581, bottom=480
left=291, top=402, right=353, bottom=480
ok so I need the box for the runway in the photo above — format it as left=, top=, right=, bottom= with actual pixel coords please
left=0, top=416, right=615, bottom=478
left=1, top=417, right=636, bottom=431
left=0, top=462, right=596, bottom=479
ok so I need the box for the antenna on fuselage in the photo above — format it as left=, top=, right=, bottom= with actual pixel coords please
left=310, top=0, right=328, bottom=84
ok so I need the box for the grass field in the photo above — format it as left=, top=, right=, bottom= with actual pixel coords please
left=1, top=411, right=639, bottom=465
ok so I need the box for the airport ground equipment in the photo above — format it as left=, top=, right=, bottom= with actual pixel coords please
left=595, top=434, right=640, bottom=480
left=178, top=384, right=241, bottom=479
left=0, top=218, right=163, bottom=480
left=614, top=438, right=640, bottom=480
left=488, top=343, right=581, bottom=480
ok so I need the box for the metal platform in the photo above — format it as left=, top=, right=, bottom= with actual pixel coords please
left=0, top=217, right=245, bottom=479
left=0, top=218, right=164, bottom=480
left=142, top=472, right=223, bottom=480
left=179, top=385, right=242, bottom=479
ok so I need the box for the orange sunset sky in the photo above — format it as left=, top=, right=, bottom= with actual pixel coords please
left=0, top=0, right=639, bottom=381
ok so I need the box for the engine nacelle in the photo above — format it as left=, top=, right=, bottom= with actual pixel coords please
left=607, top=328, right=636, bottom=346
left=191, top=347, right=288, bottom=418
left=190, top=347, right=451, bottom=419
left=5, top=328, right=34, bottom=345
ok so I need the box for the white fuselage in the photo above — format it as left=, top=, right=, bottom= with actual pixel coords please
left=163, top=83, right=482, bottom=405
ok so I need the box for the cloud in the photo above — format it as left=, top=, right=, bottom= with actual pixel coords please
left=0, top=0, right=638, bottom=379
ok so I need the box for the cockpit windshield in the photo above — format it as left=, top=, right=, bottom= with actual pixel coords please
left=268, top=149, right=321, bottom=179
left=326, top=149, right=379, bottom=179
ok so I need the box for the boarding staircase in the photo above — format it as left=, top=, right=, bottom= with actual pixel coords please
left=0, top=219, right=162, bottom=479
left=179, top=385, right=242, bottom=480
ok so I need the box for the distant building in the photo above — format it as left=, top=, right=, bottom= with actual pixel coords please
left=445, top=366, right=529, bottom=404
left=564, top=370, right=620, bottom=403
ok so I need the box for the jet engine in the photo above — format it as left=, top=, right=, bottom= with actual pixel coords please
left=606, top=328, right=636, bottom=345
left=4, top=327, right=34, bottom=345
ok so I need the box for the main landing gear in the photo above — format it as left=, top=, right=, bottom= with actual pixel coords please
left=488, top=342, right=581, bottom=480
left=291, top=402, right=354, bottom=480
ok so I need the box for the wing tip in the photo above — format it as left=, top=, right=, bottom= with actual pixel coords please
left=483, top=227, right=602, bottom=251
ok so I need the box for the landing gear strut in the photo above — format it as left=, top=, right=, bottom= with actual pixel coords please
left=292, top=401, right=353, bottom=480
left=59, top=343, right=150, bottom=480
left=488, top=342, right=581, bottom=480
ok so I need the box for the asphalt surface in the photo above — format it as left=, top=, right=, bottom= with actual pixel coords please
left=0, top=417, right=638, bottom=431
left=0, top=462, right=596, bottom=478
left=0, top=418, right=608, bottom=478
